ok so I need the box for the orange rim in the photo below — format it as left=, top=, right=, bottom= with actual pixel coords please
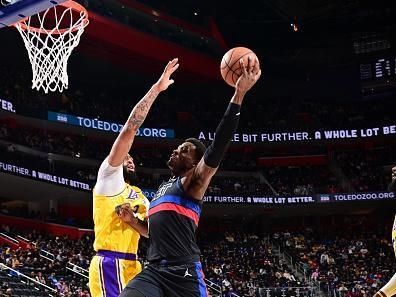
left=14, top=0, right=89, bottom=34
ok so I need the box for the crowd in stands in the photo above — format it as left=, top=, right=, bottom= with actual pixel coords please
left=0, top=144, right=270, bottom=199
left=208, top=175, right=271, bottom=196
left=1, top=4, right=395, bottom=296
left=336, top=148, right=392, bottom=192
left=1, top=118, right=395, bottom=197
left=273, top=215, right=396, bottom=297
left=0, top=224, right=94, bottom=296
left=1, top=62, right=395, bottom=134
left=2, top=213, right=395, bottom=296
left=0, top=68, right=394, bottom=199
left=263, top=166, right=339, bottom=196
left=200, top=231, right=311, bottom=297
left=0, top=121, right=109, bottom=160
left=0, top=119, right=261, bottom=172
left=0, top=222, right=312, bottom=297
left=0, top=146, right=98, bottom=190
left=0, top=203, right=92, bottom=229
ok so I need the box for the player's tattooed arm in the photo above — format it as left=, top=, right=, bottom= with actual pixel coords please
left=126, top=90, right=159, bottom=131
left=107, top=58, right=179, bottom=167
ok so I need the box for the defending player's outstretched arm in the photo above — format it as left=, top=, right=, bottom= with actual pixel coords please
left=184, top=57, right=261, bottom=200
left=107, top=58, right=179, bottom=167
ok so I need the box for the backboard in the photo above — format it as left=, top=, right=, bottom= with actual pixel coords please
left=0, top=0, right=68, bottom=28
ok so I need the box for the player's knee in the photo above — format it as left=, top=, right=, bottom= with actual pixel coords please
left=119, top=288, right=146, bottom=297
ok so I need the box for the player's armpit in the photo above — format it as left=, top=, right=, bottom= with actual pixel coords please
left=183, top=158, right=217, bottom=200
left=94, top=158, right=125, bottom=196
left=195, top=158, right=217, bottom=183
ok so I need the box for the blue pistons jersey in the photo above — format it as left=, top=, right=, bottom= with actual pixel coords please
left=147, top=177, right=203, bottom=262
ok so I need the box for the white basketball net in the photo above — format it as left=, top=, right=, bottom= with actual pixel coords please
left=14, top=2, right=89, bottom=93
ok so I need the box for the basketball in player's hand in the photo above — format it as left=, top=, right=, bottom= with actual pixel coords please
left=220, top=47, right=259, bottom=87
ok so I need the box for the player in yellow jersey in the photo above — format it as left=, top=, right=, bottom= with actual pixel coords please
left=373, top=166, right=396, bottom=297
left=88, top=58, right=179, bottom=297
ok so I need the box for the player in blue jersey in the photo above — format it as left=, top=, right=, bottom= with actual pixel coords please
left=119, top=57, right=261, bottom=297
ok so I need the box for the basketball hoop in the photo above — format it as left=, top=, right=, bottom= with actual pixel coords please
left=14, top=1, right=89, bottom=93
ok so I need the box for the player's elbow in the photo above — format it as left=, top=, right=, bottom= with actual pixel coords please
left=120, top=125, right=138, bottom=137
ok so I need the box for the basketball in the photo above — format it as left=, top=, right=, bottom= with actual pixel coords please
left=220, top=47, right=259, bottom=87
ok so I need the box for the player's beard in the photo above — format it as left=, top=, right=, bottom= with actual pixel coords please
left=123, top=166, right=138, bottom=185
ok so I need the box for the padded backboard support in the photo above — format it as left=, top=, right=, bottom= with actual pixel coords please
left=0, top=0, right=68, bottom=28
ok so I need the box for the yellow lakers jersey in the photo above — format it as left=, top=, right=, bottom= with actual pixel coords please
left=93, top=184, right=149, bottom=254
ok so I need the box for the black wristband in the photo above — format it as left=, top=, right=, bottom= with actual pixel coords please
left=226, top=103, right=241, bottom=117
left=203, top=103, right=241, bottom=168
